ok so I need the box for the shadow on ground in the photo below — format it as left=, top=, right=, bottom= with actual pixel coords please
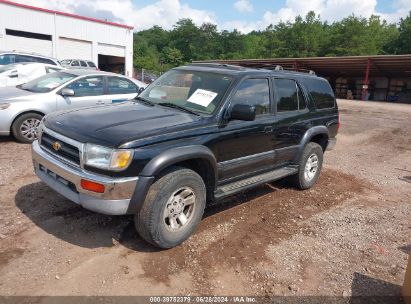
left=0, top=136, right=15, bottom=143
left=350, top=272, right=404, bottom=304
left=14, top=179, right=283, bottom=252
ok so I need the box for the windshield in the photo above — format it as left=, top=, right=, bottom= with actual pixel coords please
left=60, top=60, right=72, bottom=65
left=20, top=72, right=76, bottom=93
left=139, top=69, right=233, bottom=115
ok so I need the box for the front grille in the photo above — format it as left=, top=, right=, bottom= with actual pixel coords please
left=40, top=132, right=80, bottom=165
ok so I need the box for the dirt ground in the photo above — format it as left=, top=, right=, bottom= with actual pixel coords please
left=0, top=99, right=410, bottom=297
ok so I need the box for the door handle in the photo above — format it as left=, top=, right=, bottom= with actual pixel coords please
left=96, top=100, right=105, bottom=105
left=264, top=126, right=273, bottom=133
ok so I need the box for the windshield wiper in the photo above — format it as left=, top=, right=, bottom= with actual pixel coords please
left=157, top=102, right=200, bottom=116
left=134, top=96, right=155, bottom=106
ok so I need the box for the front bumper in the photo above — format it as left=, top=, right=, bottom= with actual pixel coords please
left=32, top=140, right=138, bottom=215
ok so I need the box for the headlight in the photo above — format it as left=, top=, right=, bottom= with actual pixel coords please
left=84, top=143, right=134, bottom=171
left=0, top=103, right=10, bottom=110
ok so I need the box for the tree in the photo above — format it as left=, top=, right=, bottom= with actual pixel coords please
left=170, top=19, right=201, bottom=61
left=161, top=47, right=183, bottom=65
left=131, top=12, right=409, bottom=71
left=391, top=12, right=411, bottom=54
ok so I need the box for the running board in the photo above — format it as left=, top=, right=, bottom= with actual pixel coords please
left=214, top=166, right=298, bottom=200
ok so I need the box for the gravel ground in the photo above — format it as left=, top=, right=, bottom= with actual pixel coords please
left=0, top=99, right=409, bottom=298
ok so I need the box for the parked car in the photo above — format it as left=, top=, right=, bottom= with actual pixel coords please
left=32, top=63, right=339, bottom=248
left=0, top=51, right=60, bottom=66
left=60, top=59, right=98, bottom=70
left=0, top=70, right=145, bottom=143
left=0, top=63, right=65, bottom=88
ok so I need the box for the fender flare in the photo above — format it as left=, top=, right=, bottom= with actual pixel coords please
left=294, top=126, right=329, bottom=162
left=127, top=145, right=218, bottom=214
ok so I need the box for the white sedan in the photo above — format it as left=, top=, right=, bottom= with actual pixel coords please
left=0, top=63, right=65, bottom=88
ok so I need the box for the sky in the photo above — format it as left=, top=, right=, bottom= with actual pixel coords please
left=14, top=0, right=411, bottom=33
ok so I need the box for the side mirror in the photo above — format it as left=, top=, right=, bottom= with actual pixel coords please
left=138, top=87, right=145, bottom=95
left=60, top=88, right=75, bottom=97
left=230, top=104, right=256, bottom=121
left=8, top=70, right=18, bottom=78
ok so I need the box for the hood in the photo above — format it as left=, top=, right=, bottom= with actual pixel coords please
left=0, top=86, right=38, bottom=101
left=44, top=102, right=213, bottom=147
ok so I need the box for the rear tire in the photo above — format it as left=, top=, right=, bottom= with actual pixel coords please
left=134, top=166, right=206, bottom=249
left=288, top=142, right=323, bottom=190
left=11, top=113, right=43, bottom=144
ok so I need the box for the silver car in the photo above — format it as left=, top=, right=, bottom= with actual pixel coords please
left=0, top=69, right=147, bottom=143
left=60, top=59, right=98, bottom=70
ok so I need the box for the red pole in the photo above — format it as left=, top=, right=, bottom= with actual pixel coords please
left=362, top=58, right=371, bottom=101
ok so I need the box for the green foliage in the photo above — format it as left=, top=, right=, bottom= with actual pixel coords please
left=389, top=12, right=411, bottom=54
left=133, top=11, right=410, bottom=72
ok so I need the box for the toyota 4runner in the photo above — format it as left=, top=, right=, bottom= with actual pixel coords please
left=32, top=63, right=339, bottom=248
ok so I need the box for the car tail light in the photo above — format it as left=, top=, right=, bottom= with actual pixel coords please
left=81, top=179, right=105, bottom=193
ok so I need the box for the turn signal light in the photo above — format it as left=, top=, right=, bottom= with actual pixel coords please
left=80, top=179, right=105, bottom=193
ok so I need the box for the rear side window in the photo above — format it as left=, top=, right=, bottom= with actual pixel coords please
left=304, top=78, right=335, bottom=109
left=0, top=54, right=15, bottom=65
left=107, top=77, right=138, bottom=95
left=36, top=57, right=56, bottom=65
left=87, top=61, right=96, bottom=68
left=80, top=61, right=87, bottom=67
left=15, top=55, right=36, bottom=63
left=230, top=78, right=270, bottom=115
left=274, top=79, right=304, bottom=112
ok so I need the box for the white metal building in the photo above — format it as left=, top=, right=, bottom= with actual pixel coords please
left=0, top=0, right=134, bottom=76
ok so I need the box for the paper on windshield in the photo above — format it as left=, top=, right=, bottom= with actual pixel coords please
left=187, top=89, right=217, bottom=107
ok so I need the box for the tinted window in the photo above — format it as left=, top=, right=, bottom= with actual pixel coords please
left=66, top=76, right=104, bottom=97
left=0, top=54, right=14, bottom=65
left=0, top=54, right=15, bottom=65
left=298, top=84, right=307, bottom=109
left=71, top=61, right=80, bottom=67
left=87, top=61, right=96, bottom=68
left=275, top=79, right=307, bottom=112
left=108, top=77, right=138, bottom=95
left=275, top=79, right=299, bottom=112
left=304, top=78, right=335, bottom=109
left=80, top=61, right=87, bottom=67
left=230, top=79, right=270, bottom=115
left=35, top=57, right=56, bottom=65
left=15, top=55, right=36, bottom=63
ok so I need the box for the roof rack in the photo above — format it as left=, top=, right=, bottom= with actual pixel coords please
left=270, top=65, right=316, bottom=75
left=189, top=63, right=247, bottom=71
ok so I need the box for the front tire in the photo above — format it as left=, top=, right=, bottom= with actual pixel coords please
left=288, top=142, right=324, bottom=190
left=135, top=167, right=206, bottom=249
left=11, top=113, right=43, bottom=143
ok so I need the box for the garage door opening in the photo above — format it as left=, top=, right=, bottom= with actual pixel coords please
left=98, top=55, right=125, bottom=75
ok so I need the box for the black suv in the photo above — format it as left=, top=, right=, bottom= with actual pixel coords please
left=32, top=64, right=339, bottom=248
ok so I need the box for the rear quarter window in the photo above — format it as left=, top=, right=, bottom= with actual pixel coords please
left=303, top=78, right=335, bottom=109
